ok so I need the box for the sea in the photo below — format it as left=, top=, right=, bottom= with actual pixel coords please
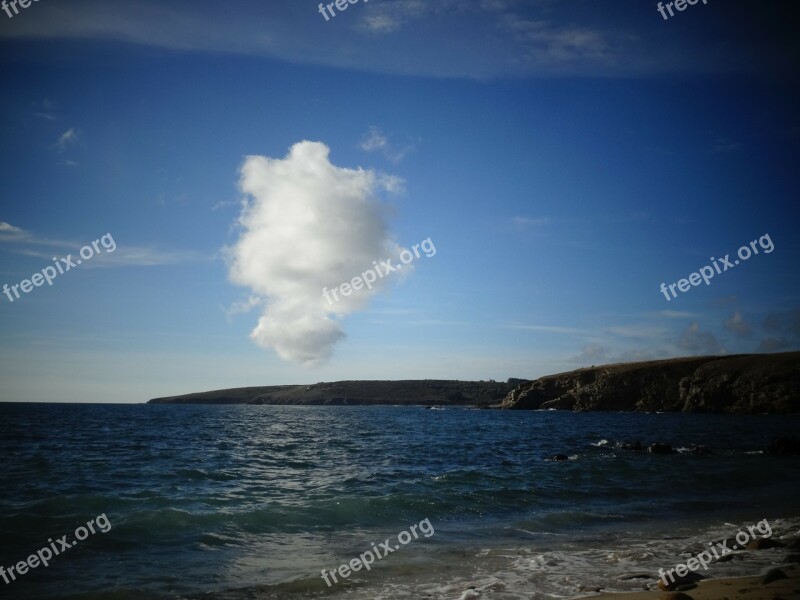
left=1, top=403, right=799, bottom=600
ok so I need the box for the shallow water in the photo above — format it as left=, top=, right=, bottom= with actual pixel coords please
left=1, top=404, right=798, bottom=599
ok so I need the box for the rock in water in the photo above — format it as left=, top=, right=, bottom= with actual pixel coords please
left=766, top=435, right=800, bottom=455
left=620, top=440, right=644, bottom=451
left=648, top=442, right=675, bottom=454
left=746, top=538, right=784, bottom=550
left=544, top=454, right=570, bottom=461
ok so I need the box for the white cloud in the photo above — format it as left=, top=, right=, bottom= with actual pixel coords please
left=359, top=126, right=412, bottom=164
left=225, top=140, right=406, bottom=366
left=360, top=127, right=389, bottom=152
left=53, top=128, right=79, bottom=153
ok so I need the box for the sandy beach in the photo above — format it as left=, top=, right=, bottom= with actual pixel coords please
left=582, top=564, right=799, bottom=600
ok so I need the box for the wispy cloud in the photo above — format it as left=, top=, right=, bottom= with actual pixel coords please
left=506, top=323, right=587, bottom=335
left=658, top=310, right=699, bottom=319
left=512, top=216, right=550, bottom=231
left=605, top=324, right=668, bottom=339
left=500, top=16, right=613, bottom=67
left=222, top=295, right=262, bottom=322
left=359, top=126, right=412, bottom=164
left=362, top=14, right=402, bottom=34
left=677, top=322, right=725, bottom=355
left=356, top=0, right=430, bottom=34
left=2, top=0, right=789, bottom=79
left=0, top=222, right=206, bottom=267
left=723, top=311, right=752, bottom=337
left=571, top=344, right=666, bottom=366
left=0, top=222, right=23, bottom=234
left=53, top=128, right=79, bottom=153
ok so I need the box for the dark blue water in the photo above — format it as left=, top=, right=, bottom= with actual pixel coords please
left=1, top=404, right=799, bottom=599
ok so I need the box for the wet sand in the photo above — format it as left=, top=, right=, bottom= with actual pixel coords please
left=580, top=563, right=799, bottom=600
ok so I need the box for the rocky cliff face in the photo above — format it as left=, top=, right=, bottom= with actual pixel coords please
left=501, top=352, right=799, bottom=413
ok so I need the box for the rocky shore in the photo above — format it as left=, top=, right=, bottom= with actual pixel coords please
left=501, top=352, right=799, bottom=414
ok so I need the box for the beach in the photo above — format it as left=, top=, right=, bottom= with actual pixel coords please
left=586, top=564, right=799, bottom=600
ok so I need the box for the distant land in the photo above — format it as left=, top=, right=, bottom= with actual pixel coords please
left=502, top=351, right=799, bottom=414
left=149, top=352, right=799, bottom=414
left=148, top=379, right=524, bottom=407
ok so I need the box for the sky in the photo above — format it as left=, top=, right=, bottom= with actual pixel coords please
left=1, top=0, right=799, bottom=403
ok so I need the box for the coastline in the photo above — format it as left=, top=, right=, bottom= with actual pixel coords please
left=580, top=564, right=799, bottom=600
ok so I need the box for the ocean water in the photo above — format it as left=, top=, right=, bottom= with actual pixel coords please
left=1, top=403, right=799, bottom=600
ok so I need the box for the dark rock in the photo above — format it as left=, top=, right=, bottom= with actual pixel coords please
left=746, top=538, right=784, bottom=550
left=648, top=442, right=676, bottom=454
left=766, top=435, right=800, bottom=456
left=760, top=567, right=788, bottom=584
left=715, top=553, right=737, bottom=563
left=544, top=454, right=570, bottom=461
left=620, top=440, right=644, bottom=451
left=658, top=570, right=704, bottom=591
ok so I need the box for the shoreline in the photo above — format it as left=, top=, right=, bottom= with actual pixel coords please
left=578, top=564, right=799, bottom=600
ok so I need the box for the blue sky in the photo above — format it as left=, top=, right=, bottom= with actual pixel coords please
left=1, top=0, right=798, bottom=403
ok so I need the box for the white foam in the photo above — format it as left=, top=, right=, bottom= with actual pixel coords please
left=315, top=516, right=800, bottom=600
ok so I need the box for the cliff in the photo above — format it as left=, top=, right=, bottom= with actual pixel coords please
left=501, top=352, right=799, bottom=413
left=148, top=379, right=524, bottom=406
